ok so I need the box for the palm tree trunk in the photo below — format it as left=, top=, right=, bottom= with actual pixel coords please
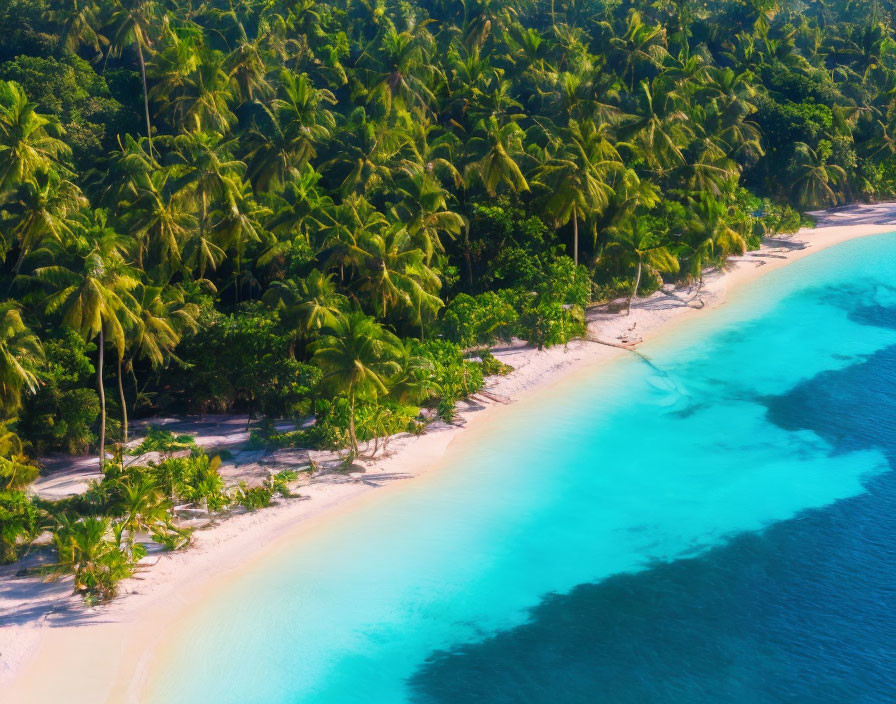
left=98, top=328, right=106, bottom=468
left=118, top=356, right=128, bottom=444
left=627, top=260, right=642, bottom=316
left=137, top=41, right=153, bottom=157
left=348, top=387, right=358, bottom=457
left=573, top=213, right=579, bottom=266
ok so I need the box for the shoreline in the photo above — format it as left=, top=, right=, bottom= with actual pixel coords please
left=3, top=203, right=896, bottom=702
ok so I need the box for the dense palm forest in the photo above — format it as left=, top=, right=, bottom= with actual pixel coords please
left=3, top=0, right=896, bottom=595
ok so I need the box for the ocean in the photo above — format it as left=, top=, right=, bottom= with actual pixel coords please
left=149, top=233, right=896, bottom=703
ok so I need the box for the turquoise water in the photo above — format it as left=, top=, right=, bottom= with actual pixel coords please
left=150, top=234, right=896, bottom=703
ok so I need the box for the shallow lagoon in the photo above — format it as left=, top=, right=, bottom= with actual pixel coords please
left=150, top=233, right=896, bottom=703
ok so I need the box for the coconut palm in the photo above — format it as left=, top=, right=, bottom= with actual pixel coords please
left=345, top=223, right=443, bottom=331
left=117, top=284, right=199, bottom=442
left=534, top=120, right=621, bottom=265
left=682, top=194, right=748, bottom=287
left=623, top=78, right=695, bottom=175
left=6, top=170, right=86, bottom=274
left=0, top=81, right=71, bottom=195
left=165, top=130, right=246, bottom=276
left=607, top=11, right=670, bottom=89
left=31, top=220, right=140, bottom=465
left=310, top=312, right=402, bottom=456
left=107, top=0, right=160, bottom=155
left=263, top=270, right=346, bottom=354
left=789, top=142, right=848, bottom=209
left=44, top=515, right=143, bottom=600
left=245, top=71, right=337, bottom=191
left=0, top=302, right=43, bottom=417
left=465, top=116, right=530, bottom=196
left=52, top=0, right=106, bottom=55
left=391, top=165, right=465, bottom=263
left=366, top=28, right=438, bottom=115
left=154, top=49, right=237, bottom=134
left=604, top=219, right=679, bottom=314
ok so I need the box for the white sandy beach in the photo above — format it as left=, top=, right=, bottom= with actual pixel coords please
left=2, top=202, right=896, bottom=703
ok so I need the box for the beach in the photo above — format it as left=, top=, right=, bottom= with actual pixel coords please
left=3, top=202, right=896, bottom=703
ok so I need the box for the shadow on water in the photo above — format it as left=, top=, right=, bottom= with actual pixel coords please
left=408, top=316, right=896, bottom=704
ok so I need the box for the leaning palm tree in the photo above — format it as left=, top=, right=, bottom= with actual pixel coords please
left=604, top=219, right=679, bottom=314
left=31, top=220, right=140, bottom=466
left=0, top=301, right=43, bottom=417
left=309, top=312, right=402, bottom=457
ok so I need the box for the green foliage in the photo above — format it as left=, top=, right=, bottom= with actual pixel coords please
left=167, top=305, right=322, bottom=416
left=151, top=452, right=229, bottom=510
left=44, top=516, right=145, bottom=602
left=4, top=0, right=896, bottom=577
left=0, top=488, right=40, bottom=563
left=19, top=331, right=99, bottom=454
left=129, top=427, right=197, bottom=456
left=233, top=471, right=299, bottom=510
left=477, top=350, right=512, bottom=377
left=441, top=291, right=519, bottom=347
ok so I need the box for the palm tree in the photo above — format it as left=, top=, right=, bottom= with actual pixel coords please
left=0, top=81, right=71, bottom=195
left=788, top=142, right=848, bottom=208
left=465, top=116, right=530, bottom=196
left=107, top=0, right=159, bottom=155
left=604, top=220, right=679, bottom=314
left=52, top=0, right=106, bottom=55
left=6, top=170, right=87, bottom=274
left=623, top=78, right=694, bottom=176
left=535, top=121, right=621, bottom=265
left=166, top=130, right=246, bottom=277
left=32, top=221, right=140, bottom=466
left=153, top=49, right=237, bottom=134
left=245, top=71, right=336, bottom=191
left=309, top=312, right=402, bottom=456
left=117, top=284, right=199, bottom=442
left=263, top=270, right=346, bottom=354
left=345, top=223, right=443, bottom=331
left=391, top=165, right=465, bottom=263
left=365, top=28, right=438, bottom=115
left=45, top=515, right=142, bottom=599
left=683, top=195, right=748, bottom=288
left=607, top=11, right=670, bottom=89
left=0, top=302, right=43, bottom=417
left=325, top=108, right=402, bottom=195
left=113, top=474, right=169, bottom=535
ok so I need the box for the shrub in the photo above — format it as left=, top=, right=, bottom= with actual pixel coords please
left=18, top=332, right=99, bottom=455
left=441, top=291, right=519, bottom=347
left=45, top=517, right=145, bottom=602
left=0, top=489, right=40, bottom=563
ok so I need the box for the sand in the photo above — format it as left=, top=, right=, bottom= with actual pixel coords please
left=2, top=202, right=895, bottom=703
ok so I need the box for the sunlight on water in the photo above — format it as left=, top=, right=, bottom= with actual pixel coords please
left=149, top=234, right=896, bottom=704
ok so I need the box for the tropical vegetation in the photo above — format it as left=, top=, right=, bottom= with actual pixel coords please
left=2, top=0, right=896, bottom=597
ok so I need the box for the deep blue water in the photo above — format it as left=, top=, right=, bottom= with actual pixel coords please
left=150, top=234, right=896, bottom=703
left=411, top=334, right=896, bottom=703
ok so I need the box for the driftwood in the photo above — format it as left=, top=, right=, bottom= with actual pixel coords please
left=655, top=288, right=706, bottom=308
left=586, top=337, right=640, bottom=350
left=479, top=390, right=511, bottom=404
